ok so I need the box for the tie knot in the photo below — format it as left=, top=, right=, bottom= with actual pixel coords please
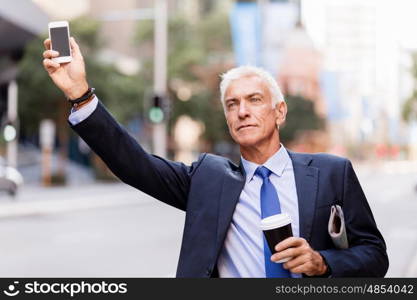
left=255, top=166, right=272, bottom=180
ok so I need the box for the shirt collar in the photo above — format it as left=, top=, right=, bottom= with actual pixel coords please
left=241, top=144, right=290, bottom=184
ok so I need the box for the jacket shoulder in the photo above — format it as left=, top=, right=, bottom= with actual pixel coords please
left=289, top=150, right=349, bottom=167
left=193, top=153, right=240, bottom=174
left=310, top=152, right=349, bottom=165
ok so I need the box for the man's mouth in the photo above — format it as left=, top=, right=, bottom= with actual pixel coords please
left=237, top=124, right=256, bottom=131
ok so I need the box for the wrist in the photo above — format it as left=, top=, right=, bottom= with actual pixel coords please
left=68, top=87, right=95, bottom=109
left=73, top=94, right=95, bottom=111
left=317, top=252, right=331, bottom=277
left=320, top=261, right=328, bottom=275
left=65, top=82, right=89, bottom=100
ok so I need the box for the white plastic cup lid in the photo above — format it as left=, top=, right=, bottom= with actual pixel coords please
left=260, top=213, right=292, bottom=231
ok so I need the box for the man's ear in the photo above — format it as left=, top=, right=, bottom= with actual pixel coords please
left=275, top=101, right=287, bottom=127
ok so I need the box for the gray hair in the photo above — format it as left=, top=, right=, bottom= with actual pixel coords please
left=219, top=65, right=285, bottom=109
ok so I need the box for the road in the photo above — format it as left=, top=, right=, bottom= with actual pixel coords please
left=0, top=184, right=185, bottom=277
left=355, top=161, right=417, bottom=277
left=0, top=160, right=416, bottom=277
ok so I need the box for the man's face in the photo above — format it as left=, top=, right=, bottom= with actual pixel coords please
left=224, top=75, right=286, bottom=148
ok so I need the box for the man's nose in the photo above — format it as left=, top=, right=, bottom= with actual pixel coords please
left=238, top=101, right=250, bottom=119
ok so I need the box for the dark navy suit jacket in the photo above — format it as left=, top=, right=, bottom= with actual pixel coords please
left=71, top=102, right=388, bottom=277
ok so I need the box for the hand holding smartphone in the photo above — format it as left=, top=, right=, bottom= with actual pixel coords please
left=48, top=21, right=72, bottom=63
left=43, top=22, right=89, bottom=99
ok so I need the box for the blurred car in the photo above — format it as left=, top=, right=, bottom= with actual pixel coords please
left=0, top=157, right=23, bottom=197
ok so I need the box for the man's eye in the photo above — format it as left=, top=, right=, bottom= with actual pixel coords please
left=251, top=97, right=261, bottom=102
left=227, top=102, right=237, bottom=108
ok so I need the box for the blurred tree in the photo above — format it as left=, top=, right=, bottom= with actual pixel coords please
left=18, top=16, right=142, bottom=183
left=402, top=53, right=417, bottom=122
left=280, top=95, right=325, bottom=145
left=135, top=12, right=235, bottom=154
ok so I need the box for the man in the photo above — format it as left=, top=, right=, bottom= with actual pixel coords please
left=42, top=37, right=388, bottom=278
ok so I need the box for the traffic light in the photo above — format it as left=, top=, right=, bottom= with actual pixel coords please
left=149, top=95, right=165, bottom=123
left=3, top=122, right=17, bottom=142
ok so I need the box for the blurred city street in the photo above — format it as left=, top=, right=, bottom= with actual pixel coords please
left=0, top=160, right=416, bottom=277
left=0, top=182, right=185, bottom=277
left=356, top=161, right=417, bottom=277
left=1, top=0, right=417, bottom=280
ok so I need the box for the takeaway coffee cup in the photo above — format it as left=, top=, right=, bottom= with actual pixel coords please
left=260, top=213, right=293, bottom=263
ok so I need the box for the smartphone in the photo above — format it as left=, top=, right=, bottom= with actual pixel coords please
left=48, top=21, right=72, bottom=63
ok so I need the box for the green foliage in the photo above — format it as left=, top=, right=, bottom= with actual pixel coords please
left=85, top=60, right=143, bottom=122
left=135, top=12, right=233, bottom=146
left=280, top=95, right=325, bottom=144
left=18, top=16, right=143, bottom=136
left=170, top=90, right=230, bottom=144
left=18, top=39, right=63, bottom=134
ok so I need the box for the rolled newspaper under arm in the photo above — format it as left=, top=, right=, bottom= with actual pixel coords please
left=328, top=204, right=349, bottom=249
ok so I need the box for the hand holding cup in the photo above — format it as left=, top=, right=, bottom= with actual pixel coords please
left=260, top=213, right=293, bottom=263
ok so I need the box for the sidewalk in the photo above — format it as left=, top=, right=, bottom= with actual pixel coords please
left=17, top=143, right=96, bottom=186
left=0, top=183, right=148, bottom=219
left=2, top=144, right=160, bottom=219
left=1, top=145, right=129, bottom=218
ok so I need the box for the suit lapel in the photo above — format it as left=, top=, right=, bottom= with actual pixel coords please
left=215, top=164, right=246, bottom=258
left=288, top=151, right=319, bottom=242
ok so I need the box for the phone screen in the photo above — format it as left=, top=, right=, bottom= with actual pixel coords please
left=50, top=27, right=70, bottom=56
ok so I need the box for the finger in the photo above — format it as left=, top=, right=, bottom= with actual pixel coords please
left=43, top=58, right=60, bottom=73
left=283, top=253, right=309, bottom=270
left=70, top=37, right=83, bottom=59
left=43, top=50, right=59, bottom=59
left=273, top=239, right=312, bottom=262
left=271, top=246, right=301, bottom=263
left=44, top=38, right=51, bottom=50
left=275, top=237, right=305, bottom=252
left=289, top=262, right=310, bottom=275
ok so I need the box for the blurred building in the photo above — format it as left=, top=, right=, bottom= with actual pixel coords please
left=277, top=21, right=329, bottom=153
left=230, top=0, right=324, bottom=109
left=0, top=0, right=48, bottom=155
left=302, top=0, right=377, bottom=151
left=0, top=0, right=48, bottom=109
left=32, top=0, right=89, bottom=20
left=301, top=0, right=413, bottom=159
left=278, top=22, right=325, bottom=117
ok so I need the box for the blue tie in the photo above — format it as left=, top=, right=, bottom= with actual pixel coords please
left=255, top=166, right=291, bottom=278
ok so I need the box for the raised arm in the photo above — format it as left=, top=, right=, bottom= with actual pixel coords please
left=42, top=37, right=196, bottom=210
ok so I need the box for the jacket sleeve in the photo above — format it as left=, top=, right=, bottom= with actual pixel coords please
left=70, top=101, right=201, bottom=211
left=319, top=160, right=389, bottom=277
